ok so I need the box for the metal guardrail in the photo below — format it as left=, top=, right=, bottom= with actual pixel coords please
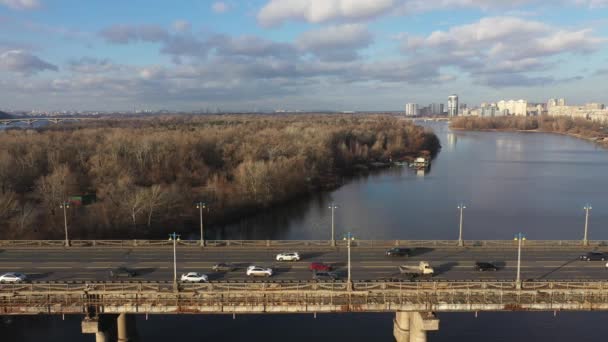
left=1, top=280, right=607, bottom=294
left=0, top=239, right=607, bottom=248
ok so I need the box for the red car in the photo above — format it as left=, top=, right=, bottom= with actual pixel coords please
left=309, top=262, right=332, bottom=271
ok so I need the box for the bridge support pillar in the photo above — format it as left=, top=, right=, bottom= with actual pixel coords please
left=82, top=317, right=107, bottom=342
left=393, top=312, right=439, bottom=342
left=117, top=313, right=128, bottom=341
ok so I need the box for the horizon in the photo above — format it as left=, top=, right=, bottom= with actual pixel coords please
left=1, top=0, right=607, bottom=111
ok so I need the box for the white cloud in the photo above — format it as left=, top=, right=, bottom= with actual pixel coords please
left=0, top=50, right=57, bottom=74
left=212, top=1, right=230, bottom=13
left=296, top=23, right=372, bottom=61
left=574, top=0, right=608, bottom=8
left=403, top=16, right=606, bottom=86
left=0, top=0, right=40, bottom=10
left=258, top=0, right=395, bottom=26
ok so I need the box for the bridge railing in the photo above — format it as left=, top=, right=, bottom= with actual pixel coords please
left=1, top=280, right=607, bottom=294
left=0, top=239, right=607, bottom=248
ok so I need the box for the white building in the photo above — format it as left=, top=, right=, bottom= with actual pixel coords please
left=405, top=103, right=419, bottom=116
left=448, top=95, right=458, bottom=117
left=497, top=99, right=528, bottom=116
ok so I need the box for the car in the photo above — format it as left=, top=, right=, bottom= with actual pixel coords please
left=212, top=263, right=236, bottom=272
left=309, top=262, right=332, bottom=272
left=386, top=247, right=411, bottom=257
left=474, top=262, right=498, bottom=272
left=276, top=252, right=301, bottom=261
left=246, top=266, right=273, bottom=277
left=312, top=270, right=339, bottom=281
left=0, top=272, right=27, bottom=283
left=109, top=267, right=137, bottom=279
left=180, top=272, right=209, bottom=283
left=580, top=252, right=607, bottom=261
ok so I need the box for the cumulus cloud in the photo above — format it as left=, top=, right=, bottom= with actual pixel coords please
left=0, top=0, right=40, bottom=10
left=296, top=24, right=373, bottom=61
left=573, top=0, right=608, bottom=8
left=212, top=1, right=230, bottom=13
left=99, top=24, right=169, bottom=44
left=403, top=16, right=605, bottom=86
left=0, top=50, right=57, bottom=74
left=258, top=0, right=395, bottom=26
left=68, top=57, right=123, bottom=74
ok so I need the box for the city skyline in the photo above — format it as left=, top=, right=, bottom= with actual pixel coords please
left=1, top=1, right=608, bottom=111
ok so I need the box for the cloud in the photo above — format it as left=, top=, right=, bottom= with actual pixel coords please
left=0, top=50, right=57, bottom=74
left=212, top=1, right=230, bottom=13
left=0, top=0, right=40, bottom=10
left=68, top=57, right=123, bottom=74
left=99, top=24, right=168, bottom=44
left=573, top=0, right=608, bottom=8
left=296, top=24, right=373, bottom=61
left=403, top=16, right=605, bottom=87
left=258, top=0, right=395, bottom=26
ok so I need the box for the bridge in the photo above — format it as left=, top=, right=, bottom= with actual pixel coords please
left=0, top=117, right=99, bottom=126
left=1, top=239, right=607, bottom=341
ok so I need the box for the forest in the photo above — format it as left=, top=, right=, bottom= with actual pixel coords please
left=0, top=114, right=440, bottom=239
left=450, top=115, right=608, bottom=146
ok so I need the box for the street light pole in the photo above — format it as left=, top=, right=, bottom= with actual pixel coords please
left=343, top=232, right=354, bottom=291
left=583, top=205, right=592, bottom=247
left=458, top=203, right=466, bottom=247
left=168, top=232, right=180, bottom=288
left=514, top=233, right=526, bottom=290
left=60, top=201, right=70, bottom=247
left=329, top=203, right=338, bottom=246
left=196, top=202, right=207, bottom=247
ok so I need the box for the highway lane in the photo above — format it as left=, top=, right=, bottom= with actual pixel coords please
left=1, top=247, right=608, bottom=282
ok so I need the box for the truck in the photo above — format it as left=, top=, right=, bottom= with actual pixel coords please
left=399, top=261, right=434, bottom=277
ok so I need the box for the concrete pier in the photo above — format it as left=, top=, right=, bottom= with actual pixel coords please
left=394, top=312, right=439, bottom=342
left=117, top=313, right=128, bottom=342
left=82, top=317, right=107, bottom=342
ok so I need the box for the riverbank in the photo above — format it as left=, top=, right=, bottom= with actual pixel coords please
left=0, top=114, right=440, bottom=239
left=450, top=116, right=608, bottom=148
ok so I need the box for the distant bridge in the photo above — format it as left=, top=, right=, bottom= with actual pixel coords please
left=0, top=117, right=99, bottom=126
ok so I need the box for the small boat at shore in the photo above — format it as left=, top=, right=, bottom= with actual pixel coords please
left=409, top=156, right=430, bottom=170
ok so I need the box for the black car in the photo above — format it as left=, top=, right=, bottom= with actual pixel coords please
left=312, top=270, right=339, bottom=281
left=386, top=247, right=411, bottom=257
left=580, top=252, right=607, bottom=261
left=109, top=267, right=137, bottom=279
left=474, top=262, right=498, bottom=271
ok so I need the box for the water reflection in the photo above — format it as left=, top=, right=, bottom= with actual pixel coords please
left=215, top=122, right=608, bottom=240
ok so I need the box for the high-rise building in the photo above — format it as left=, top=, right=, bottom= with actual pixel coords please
left=429, top=103, right=444, bottom=115
left=557, top=98, right=566, bottom=106
left=448, top=95, right=459, bottom=117
left=405, top=103, right=419, bottom=116
left=497, top=99, right=528, bottom=116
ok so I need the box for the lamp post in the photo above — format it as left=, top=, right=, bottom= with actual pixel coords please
left=329, top=203, right=338, bottom=247
left=514, top=233, right=526, bottom=290
left=195, top=202, right=207, bottom=247
left=583, top=205, right=592, bottom=247
left=168, top=232, right=180, bottom=288
left=343, top=232, right=355, bottom=291
left=457, top=203, right=466, bottom=247
left=60, top=201, right=70, bottom=247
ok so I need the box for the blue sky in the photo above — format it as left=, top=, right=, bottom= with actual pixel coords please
left=0, top=0, right=607, bottom=111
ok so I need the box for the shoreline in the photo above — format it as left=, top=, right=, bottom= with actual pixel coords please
left=450, top=126, right=608, bottom=148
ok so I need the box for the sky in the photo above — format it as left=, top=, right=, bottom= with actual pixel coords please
left=0, top=0, right=608, bottom=112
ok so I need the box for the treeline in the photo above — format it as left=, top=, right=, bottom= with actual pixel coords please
left=0, top=114, right=440, bottom=239
left=451, top=116, right=608, bottom=143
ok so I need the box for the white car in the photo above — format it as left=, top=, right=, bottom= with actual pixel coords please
left=246, top=266, right=273, bottom=277
left=180, top=272, right=209, bottom=283
left=275, top=252, right=300, bottom=262
left=0, top=272, right=27, bottom=283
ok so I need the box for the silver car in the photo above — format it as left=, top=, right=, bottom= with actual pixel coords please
left=0, top=272, right=27, bottom=283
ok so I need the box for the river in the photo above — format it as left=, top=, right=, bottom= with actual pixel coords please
left=3, top=121, right=608, bottom=341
